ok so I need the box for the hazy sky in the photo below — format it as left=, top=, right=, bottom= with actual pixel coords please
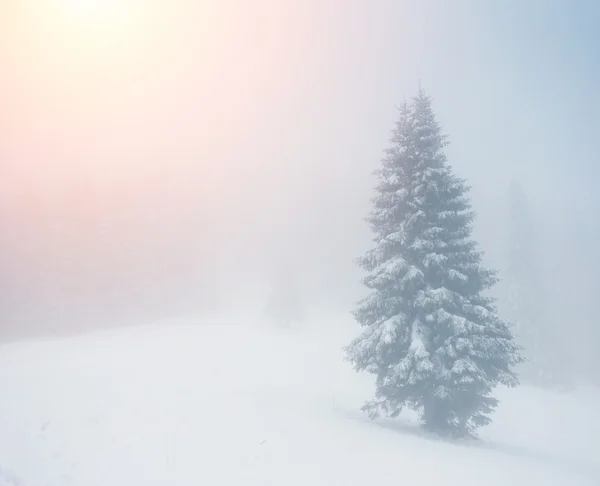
left=0, top=0, right=598, bottom=332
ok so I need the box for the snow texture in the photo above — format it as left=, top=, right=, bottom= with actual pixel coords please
left=0, top=319, right=596, bottom=485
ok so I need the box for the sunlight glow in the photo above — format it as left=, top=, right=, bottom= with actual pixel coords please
left=52, top=0, right=154, bottom=45
left=62, top=0, right=132, bottom=21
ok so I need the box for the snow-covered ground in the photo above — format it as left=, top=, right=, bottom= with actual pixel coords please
left=0, top=318, right=597, bottom=485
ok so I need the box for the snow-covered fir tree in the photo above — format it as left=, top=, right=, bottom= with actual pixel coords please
left=345, top=89, right=523, bottom=438
left=503, top=181, right=556, bottom=386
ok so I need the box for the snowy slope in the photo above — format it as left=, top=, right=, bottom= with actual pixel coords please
left=0, top=318, right=597, bottom=485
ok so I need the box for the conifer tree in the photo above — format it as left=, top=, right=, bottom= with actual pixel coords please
left=345, top=89, right=523, bottom=437
left=263, top=268, right=305, bottom=328
left=504, top=181, right=554, bottom=386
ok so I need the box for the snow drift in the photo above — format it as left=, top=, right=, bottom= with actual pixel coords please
left=0, top=318, right=597, bottom=485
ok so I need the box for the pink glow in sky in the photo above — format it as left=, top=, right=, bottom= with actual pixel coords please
left=1, top=0, right=594, bottom=350
left=2, top=0, right=413, bottom=327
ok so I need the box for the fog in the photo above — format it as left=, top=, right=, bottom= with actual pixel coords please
left=0, top=0, right=599, bottom=381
